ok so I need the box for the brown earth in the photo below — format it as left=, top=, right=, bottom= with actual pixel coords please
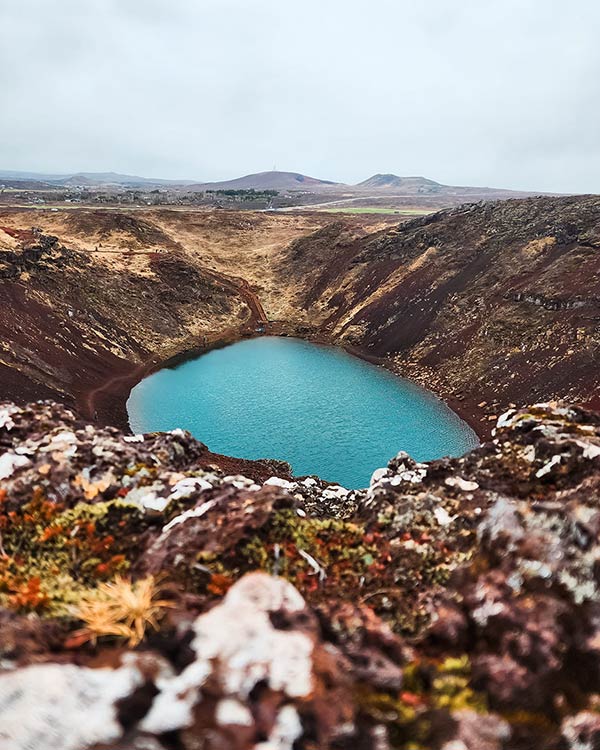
left=0, top=195, right=599, bottom=451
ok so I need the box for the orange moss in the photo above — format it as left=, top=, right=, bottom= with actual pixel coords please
left=7, top=576, right=49, bottom=612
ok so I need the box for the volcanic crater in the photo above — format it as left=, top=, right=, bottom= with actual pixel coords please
left=0, top=196, right=600, bottom=750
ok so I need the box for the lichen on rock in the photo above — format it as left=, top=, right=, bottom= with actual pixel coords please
left=0, top=399, right=600, bottom=748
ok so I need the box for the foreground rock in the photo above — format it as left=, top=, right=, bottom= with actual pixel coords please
left=1, top=400, right=600, bottom=748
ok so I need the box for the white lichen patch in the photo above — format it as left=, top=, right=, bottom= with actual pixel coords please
left=445, top=476, right=479, bottom=492
left=434, top=506, right=456, bottom=526
left=216, top=698, right=254, bottom=727
left=536, top=455, right=563, bottom=478
left=161, top=499, right=217, bottom=534
left=367, top=464, right=427, bottom=500
left=574, top=440, right=600, bottom=460
left=123, top=434, right=144, bottom=443
left=0, top=661, right=143, bottom=750
left=169, top=428, right=188, bottom=438
left=40, top=430, right=78, bottom=458
left=0, top=406, right=18, bottom=431
left=142, top=573, right=314, bottom=734
left=223, top=475, right=261, bottom=491
left=125, top=482, right=170, bottom=513
left=496, top=409, right=517, bottom=429
left=0, top=451, right=30, bottom=480
left=322, top=485, right=350, bottom=500
left=265, top=476, right=295, bottom=489
left=256, top=704, right=303, bottom=750
left=168, top=476, right=214, bottom=501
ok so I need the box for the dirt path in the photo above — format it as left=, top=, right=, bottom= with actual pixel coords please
left=200, top=266, right=268, bottom=325
left=84, top=364, right=149, bottom=423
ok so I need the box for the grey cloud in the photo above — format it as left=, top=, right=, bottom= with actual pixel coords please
left=0, top=0, right=599, bottom=192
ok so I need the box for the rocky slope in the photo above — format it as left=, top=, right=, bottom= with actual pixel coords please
left=0, top=221, right=249, bottom=428
left=0, top=207, right=386, bottom=430
left=1, top=400, right=600, bottom=749
left=278, top=195, right=600, bottom=434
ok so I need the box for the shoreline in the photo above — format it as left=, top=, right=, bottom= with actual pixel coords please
left=81, top=323, right=490, bottom=460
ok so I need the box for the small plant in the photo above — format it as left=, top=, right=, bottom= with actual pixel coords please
left=70, top=575, right=173, bottom=647
left=7, top=576, right=49, bottom=612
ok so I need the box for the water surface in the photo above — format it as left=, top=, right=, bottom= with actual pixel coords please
left=127, top=337, right=478, bottom=488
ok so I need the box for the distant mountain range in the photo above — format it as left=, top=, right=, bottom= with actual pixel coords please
left=0, top=168, right=542, bottom=198
left=0, top=170, right=197, bottom=187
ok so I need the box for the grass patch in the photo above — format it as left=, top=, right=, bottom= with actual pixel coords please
left=318, top=207, right=432, bottom=216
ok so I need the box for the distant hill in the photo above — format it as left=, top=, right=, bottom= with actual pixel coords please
left=58, top=172, right=198, bottom=187
left=354, top=173, right=542, bottom=202
left=0, top=170, right=197, bottom=187
left=357, top=174, right=444, bottom=192
left=191, top=171, right=339, bottom=192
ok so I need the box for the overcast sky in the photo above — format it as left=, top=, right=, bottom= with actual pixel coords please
left=1, top=0, right=599, bottom=192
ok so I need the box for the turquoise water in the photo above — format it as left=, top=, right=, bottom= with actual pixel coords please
left=127, top=337, right=478, bottom=489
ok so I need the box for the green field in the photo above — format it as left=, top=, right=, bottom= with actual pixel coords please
left=318, top=206, right=432, bottom=216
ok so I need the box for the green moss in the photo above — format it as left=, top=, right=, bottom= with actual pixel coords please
left=180, top=508, right=470, bottom=637
left=355, top=656, right=487, bottom=749
left=226, top=509, right=384, bottom=600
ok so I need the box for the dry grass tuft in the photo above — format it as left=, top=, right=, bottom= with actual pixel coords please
left=70, top=575, right=174, bottom=647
